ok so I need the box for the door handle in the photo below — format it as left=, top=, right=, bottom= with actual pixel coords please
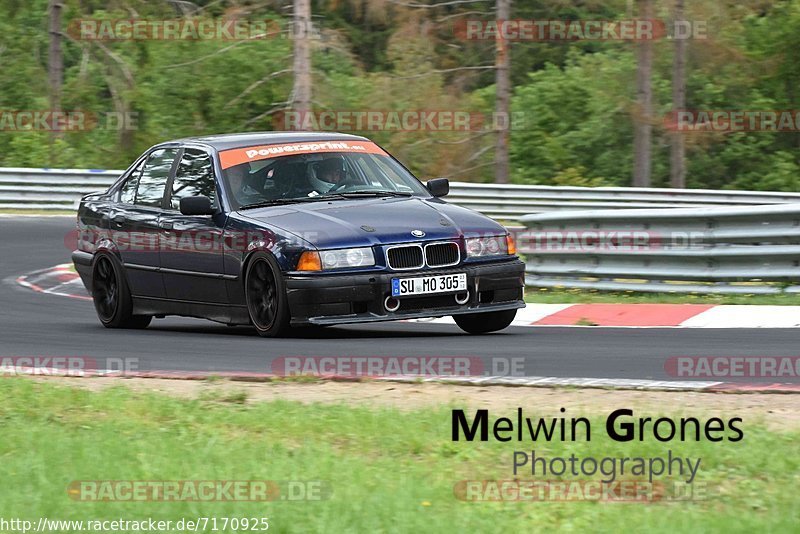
left=111, top=215, right=125, bottom=227
left=159, top=221, right=174, bottom=231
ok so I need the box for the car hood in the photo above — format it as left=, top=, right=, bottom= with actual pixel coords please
left=237, top=197, right=506, bottom=248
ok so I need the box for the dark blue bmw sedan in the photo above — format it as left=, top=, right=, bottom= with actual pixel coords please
left=72, top=132, right=525, bottom=337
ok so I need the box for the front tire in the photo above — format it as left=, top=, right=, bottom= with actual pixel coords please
left=454, top=310, right=516, bottom=334
left=244, top=253, right=291, bottom=338
left=91, top=254, right=152, bottom=329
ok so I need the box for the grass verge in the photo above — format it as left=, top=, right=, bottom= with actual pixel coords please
left=0, top=378, right=797, bottom=532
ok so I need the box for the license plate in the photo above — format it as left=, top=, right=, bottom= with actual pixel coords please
left=391, top=273, right=467, bottom=297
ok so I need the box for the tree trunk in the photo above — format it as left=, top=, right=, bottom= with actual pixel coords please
left=48, top=0, right=63, bottom=151
left=632, top=0, right=653, bottom=187
left=291, top=0, right=312, bottom=129
left=670, top=0, right=687, bottom=188
left=493, top=0, right=511, bottom=184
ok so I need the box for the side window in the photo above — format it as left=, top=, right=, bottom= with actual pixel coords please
left=169, top=149, right=217, bottom=210
left=135, top=148, right=178, bottom=207
left=119, top=170, right=140, bottom=204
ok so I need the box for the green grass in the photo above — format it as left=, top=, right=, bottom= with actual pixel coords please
left=525, top=287, right=800, bottom=305
left=0, top=379, right=797, bottom=533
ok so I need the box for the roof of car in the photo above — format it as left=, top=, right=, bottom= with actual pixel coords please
left=172, top=131, right=370, bottom=151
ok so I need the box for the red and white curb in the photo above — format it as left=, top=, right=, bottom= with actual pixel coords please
left=2, top=367, right=799, bottom=393
left=13, top=263, right=90, bottom=301
left=417, top=302, right=800, bottom=328
left=12, top=264, right=800, bottom=328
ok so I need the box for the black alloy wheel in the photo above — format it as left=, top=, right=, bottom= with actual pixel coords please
left=245, top=253, right=290, bottom=337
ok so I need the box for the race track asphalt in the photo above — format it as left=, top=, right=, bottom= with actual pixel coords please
left=1, top=216, right=797, bottom=383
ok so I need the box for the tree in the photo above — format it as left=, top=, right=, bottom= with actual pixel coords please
left=632, top=0, right=653, bottom=187
left=291, top=0, right=312, bottom=129
left=494, top=0, right=511, bottom=184
left=670, top=0, right=687, bottom=188
left=47, top=0, right=63, bottom=155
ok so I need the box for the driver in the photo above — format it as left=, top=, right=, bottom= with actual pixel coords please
left=227, top=164, right=262, bottom=204
left=317, top=156, right=347, bottom=189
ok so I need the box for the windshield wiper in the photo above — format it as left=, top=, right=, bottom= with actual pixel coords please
left=238, top=191, right=411, bottom=210
left=238, top=197, right=323, bottom=210
left=336, top=190, right=413, bottom=198
left=307, top=193, right=351, bottom=201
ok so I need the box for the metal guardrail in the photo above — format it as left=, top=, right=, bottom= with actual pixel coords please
left=445, top=182, right=800, bottom=220
left=0, top=168, right=120, bottom=210
left=519, top=204, right=800, bottom=294
left=4, top=168, right=800, bottom=217
left=3, top=167, right=800, bottom=293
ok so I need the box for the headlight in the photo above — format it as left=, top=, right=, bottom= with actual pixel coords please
left=465, top=236, right=509, bottom=258
left=319, top=247, right=375, bottom=269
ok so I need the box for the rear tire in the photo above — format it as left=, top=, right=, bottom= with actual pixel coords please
left=454, top=310, right=516, bottom=334
left=244, top=253, right=291, bottom=338
left=91, top=254, right=152, bottom=329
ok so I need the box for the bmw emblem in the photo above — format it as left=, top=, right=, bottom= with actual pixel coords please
left=411, top=230, right=426, bottom=238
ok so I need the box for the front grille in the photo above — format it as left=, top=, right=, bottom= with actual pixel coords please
left=425, top=242, right=460, bottom=267
left=387, top=245, right=424, bottom=270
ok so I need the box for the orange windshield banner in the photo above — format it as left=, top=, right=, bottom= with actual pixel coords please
left=219, top=140, right=387, bottom=169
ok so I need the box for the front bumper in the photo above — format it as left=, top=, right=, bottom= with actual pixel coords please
left=72, top=250, right=94, bottom=293
left=285, top=258, right=525, bottom=326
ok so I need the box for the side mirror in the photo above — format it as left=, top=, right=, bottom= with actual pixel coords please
left=179, top=195, right=215, bottom=216
left=426, top=178, right=449, bottom=198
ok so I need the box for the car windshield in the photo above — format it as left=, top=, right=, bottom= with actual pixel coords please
left=222, top=151, right=430, bottom=210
